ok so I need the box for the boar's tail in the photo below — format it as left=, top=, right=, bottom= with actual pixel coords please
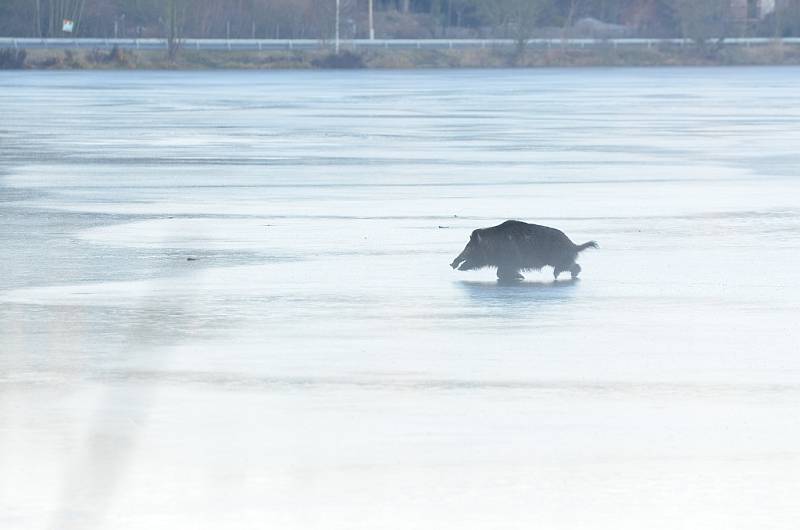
left=575, top=240, right=598, bottom=253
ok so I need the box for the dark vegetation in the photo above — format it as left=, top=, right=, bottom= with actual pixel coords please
left=6, top=42, right=800, bottom=70
left=312, top=50, right=365, bottom=68
left=0, top=47, right=26, bottom=68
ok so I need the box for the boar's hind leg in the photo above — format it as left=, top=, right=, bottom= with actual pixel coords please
left=555, top=263, right=580, bottom=280
left=497, top=267, right=524, bottom=281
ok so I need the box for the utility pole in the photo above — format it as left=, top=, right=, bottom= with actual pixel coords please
left=369, top=0, right=375, bottom=39
left=34, top=0, right=41, bottom=37
left=335, top=0, right=340, bottom=54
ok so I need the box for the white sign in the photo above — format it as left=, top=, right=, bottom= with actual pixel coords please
left=62, top=19, right=74, bottom=33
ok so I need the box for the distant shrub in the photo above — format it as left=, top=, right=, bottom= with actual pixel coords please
left=38, top=55, right=64, bottom=68
left=312, top=50, right=365, bottom=69
left=87, top=46, right=132, bottom=66
left=108, top=45, right=130, bottom=65
left=87, top=48, right=106, bottom=64
left=0, top=49, right=27, bottom=69
left=63, top=50, right=87, bottom=69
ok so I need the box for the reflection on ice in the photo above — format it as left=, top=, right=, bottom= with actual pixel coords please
left=457, top=278, right=580, bottom=304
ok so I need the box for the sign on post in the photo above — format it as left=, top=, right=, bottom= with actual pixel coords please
left=62, top=19, right=75, bottom=33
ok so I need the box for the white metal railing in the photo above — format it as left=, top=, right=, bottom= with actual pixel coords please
left=2, top=37, right=800, bottom=51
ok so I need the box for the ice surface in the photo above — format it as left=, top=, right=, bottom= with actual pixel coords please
left=1, top=68, right=800, bottom=530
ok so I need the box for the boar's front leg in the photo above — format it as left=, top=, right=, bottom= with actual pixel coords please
left=497, top=267, right=524, bottom=281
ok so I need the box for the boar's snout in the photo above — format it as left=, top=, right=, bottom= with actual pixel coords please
left=450, top=245, right=471, bottom=270
left=452, top=231, right=483, bottom=270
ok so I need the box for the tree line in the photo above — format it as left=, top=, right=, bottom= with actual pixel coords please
left=2, top=0, right=799, bottom=40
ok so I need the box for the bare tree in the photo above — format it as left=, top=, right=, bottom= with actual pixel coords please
left=673, top=0, right=731, bottom=49
left=480, top=0, right=546, bottom=54
left=166, top=0, right=183, bottom=60
left=562, top=0, right=581, bottom=40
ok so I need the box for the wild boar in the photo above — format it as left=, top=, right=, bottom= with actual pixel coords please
left=450, top=220, right=598, bottom=281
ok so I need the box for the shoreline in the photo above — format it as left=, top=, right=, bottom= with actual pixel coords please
left=3, top=44, right=800, bottom=70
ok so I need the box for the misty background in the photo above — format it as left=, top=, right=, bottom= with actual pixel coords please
left=2, top=0, right=800, bottom=40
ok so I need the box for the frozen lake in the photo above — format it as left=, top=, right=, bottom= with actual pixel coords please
left=1, top=68, right=800, bottom=529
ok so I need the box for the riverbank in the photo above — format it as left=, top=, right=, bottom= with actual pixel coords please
left=4, top=43, right=800, bottom=70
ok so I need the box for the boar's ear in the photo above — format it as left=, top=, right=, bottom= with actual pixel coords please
left=474, top=230, right=482, bottom=243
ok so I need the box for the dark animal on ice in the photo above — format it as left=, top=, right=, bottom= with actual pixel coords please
left=450, top=220, right=598, bottom=281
